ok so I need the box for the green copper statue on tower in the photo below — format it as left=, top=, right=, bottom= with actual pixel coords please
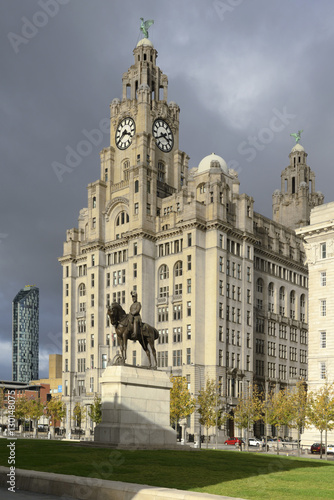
left=140, top=18, right=154, bottom=38
left=290, top=130, right=303, bottom=143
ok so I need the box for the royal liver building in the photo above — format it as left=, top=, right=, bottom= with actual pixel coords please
left=59, top=34, right=323, bottom=439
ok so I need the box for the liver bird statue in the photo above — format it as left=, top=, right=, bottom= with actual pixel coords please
left=290, top=130, right=303, bottom=143
left=140, top=18, right=154, bottom=38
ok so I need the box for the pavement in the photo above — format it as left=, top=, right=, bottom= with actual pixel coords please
left=0, top=487, right=66, bottom=499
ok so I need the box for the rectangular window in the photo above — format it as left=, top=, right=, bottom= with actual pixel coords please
left=219, top=256, right=223, bottom=273
left=91, top=334, right=94, bottom=348
left=187, top=279, right=191, bottom=293
left=186, top=348, right=191, bottom=365
left=173, top=304, right=182, bottom=320
left=134, top=202, right=139, bottom=214
left=320, top=331, right=327, bottom=348
left=321, top=243, right=326, bottom=259
left=172, top=349, right=182, bottom=366
left=187, top=255, right=192, bottom=270
left=321, top=271, right=327, bottom=286
left=320, top=362, right=326, bottom=380
left=91, top=274, right=95, bottom=287
left=102, top=354, right=107, bottom=369
left=187, top=301, right=191, bottom=316
left=133, top=263, right=137, bottom=278
left=133, top=350, right=137, bottom=366
left=320, top=300, right=326, bottom=316
left=106, top=273, right=110, bottom=287
left=187, top=324, right=191, bottom=339
left=187, top=233, right=192, bottom=246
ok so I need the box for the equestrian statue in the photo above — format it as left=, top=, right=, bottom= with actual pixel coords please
left=107, top=291, right=158, bottom=368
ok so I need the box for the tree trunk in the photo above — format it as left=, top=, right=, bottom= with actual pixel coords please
left=297, top=427, right=300, bottom=457
left=206, top=427, right=209, bottom=449
left=276, top=429, right=280, bottom=455
left=320, top=430, right=323, bottom=459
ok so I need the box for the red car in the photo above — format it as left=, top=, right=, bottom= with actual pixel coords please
left=224, top=437, right=244, bottom=445
left=311, top=443, right=325, bottom=454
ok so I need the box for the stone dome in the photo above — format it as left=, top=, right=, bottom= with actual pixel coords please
left=136, top=38, right=154, bottom=48
left=291, top=143, right=305, bottom=153
left=198, top=153, right=228, bottom=174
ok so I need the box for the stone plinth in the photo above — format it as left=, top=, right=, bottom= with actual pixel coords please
left=94, top=365, right=176, bottom=448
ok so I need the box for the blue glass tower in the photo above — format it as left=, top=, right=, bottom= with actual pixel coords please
left=12, top=285, right=39, bottom=383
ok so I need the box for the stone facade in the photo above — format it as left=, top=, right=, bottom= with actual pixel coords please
left=297, top=202, right=334, bottom=444
left=59, top=37, right=320, bottom=441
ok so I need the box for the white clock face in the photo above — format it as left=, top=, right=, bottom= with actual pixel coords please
left=153, top=119, right=174, bottom=152
left=115, top=117, right=135, bottom=150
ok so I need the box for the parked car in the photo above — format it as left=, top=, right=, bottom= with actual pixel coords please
left=327, top=444, right=334, bottom=454
left=224, top=437, right=244, bottom=446
left=249, top=438, right=263, bottom=447
left=311, top=443, right=325, bottom=454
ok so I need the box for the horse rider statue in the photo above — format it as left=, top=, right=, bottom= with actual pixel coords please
left=129, top=290, right=142, bottom=341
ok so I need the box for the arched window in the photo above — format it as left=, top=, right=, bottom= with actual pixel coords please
left=116, top=211, right=129, bottom=226
left=123, top=160, right=130, bottom=181
left=256, top=278, right=263, bottom=293
left=158, top=162, right=165, bottom=183
left=290, top=290, right=296, bottom=319
left=268, top=282, right=274, bottom=297
left=279, top=286, right=286, bottom=316
left=174, top=261, right=183, bottom=277
left=79, top=283, right=86, bottom=297
left=92, top=196, right=96, bottom=208
left=300, top=294, right=306, bottom=322
left=197, top=183, right=206, bottom=195
left=159, top=264, right=169, bottom=280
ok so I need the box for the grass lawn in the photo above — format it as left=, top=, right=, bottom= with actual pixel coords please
left=0, top=439, right=334, bottom=499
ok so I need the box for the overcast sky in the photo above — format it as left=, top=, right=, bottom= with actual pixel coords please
left=1, top=0, right=334, bottom=380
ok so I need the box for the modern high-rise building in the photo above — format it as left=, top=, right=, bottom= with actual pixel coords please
left=12, top=285, right=39, bottom=383
left=59, top=35, right=323, bottom=440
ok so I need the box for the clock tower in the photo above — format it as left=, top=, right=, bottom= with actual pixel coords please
left=99, top=37, right=188, bottom=235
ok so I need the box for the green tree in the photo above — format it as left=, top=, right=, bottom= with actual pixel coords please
left=197, top=378, right=223, bottom=448
left=88, top=394, right=102, bottom=425
left=170, top=376, right=196, bottom=440
left=266, top=389, right=293, bottom=455
left=72, top=402, right=86, bottom=430
left=233, top=384, right=264, bottom=451
left=26, top=398, right=45, bottom=437
left=13, top=396, right=30, bottom=432
left=46, top=398, right=66, bottom=433
left=287, top=381, right=308, bottom=456
left=307, top=382, right=334, bottom=460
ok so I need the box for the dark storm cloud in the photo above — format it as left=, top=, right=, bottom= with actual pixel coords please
left=1, top=0, right=334, bottom=378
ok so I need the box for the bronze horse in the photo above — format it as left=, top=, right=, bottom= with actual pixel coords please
left=107, top=302, right=158, bottom=367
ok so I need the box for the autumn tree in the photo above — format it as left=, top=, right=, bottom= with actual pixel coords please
left=170, top=376, right=196, bottom=440
left=88, top=394, right=102, bottom=426
left=14, top=396, right=30, bottom=432
left=46, top=398, right=66, bottom=435
left=27, top=399, right=45, bottom=437
left=287, top=381, right=308, bottom=456
left=307, top=382, right=334, bottom=460
left=72, top=402, right=87, bottom=431
left=197, top=378, right=223, bottom=448
left=233, top=384, right=264, bottom=451
left=266, top=389, right=293, bottom=455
